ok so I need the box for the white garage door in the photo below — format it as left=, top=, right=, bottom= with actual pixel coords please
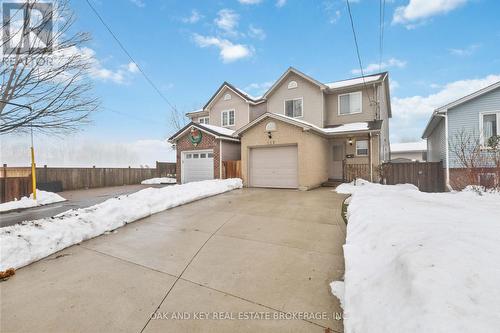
left=182, top=150, right=214, bottom=184
left=249, top=146, right=298, bottom=188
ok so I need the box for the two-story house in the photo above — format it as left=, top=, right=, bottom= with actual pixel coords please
left=169, top=67, right=392, bottom=190
left=422, top=81, right=500, bottom=189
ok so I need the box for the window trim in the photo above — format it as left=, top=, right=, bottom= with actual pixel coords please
left=338, top=91, right=363, bottom=116
left=221, top=109, right=235, bottom=127
left=283, top=97, right=304, bottom=118
left=479, top=111, right=500, bottom=147
left=287, top=81, right=298, bottom=89
left=355, top=139, right=369, bottom=156
left=198, top=116, right=209, bottom=124
left=223, top=93, right=232, bottom=101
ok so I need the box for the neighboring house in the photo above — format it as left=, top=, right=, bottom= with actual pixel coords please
left=422, top=81, right=500, bottom=189
left=390, top=141, right=427, bottom=162
left=169, top=67, right=392, bottom=190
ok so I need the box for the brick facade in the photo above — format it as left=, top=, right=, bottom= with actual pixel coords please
left=175, top=129, right=220, bottom=183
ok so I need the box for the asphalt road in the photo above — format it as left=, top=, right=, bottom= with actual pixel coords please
left=0, top=184, right=168, bottom=228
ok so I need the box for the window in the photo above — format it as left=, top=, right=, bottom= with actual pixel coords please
left=207, top=153, right=214, bottom=158
left=480, top=113, right=500, bottom=146
left=356, top=139, right=368, bottom=156
left=221, top=110, right=235, bottom=127
left=284, top=98, right=303, bottom=118
left=193, top=153, right=199, bottom=158
left=186, top=154, right=192, bottom=159
left=339, top=91, right=362, bottom=115
left=223, top=93, right=231, bottom=101
left=199, top=117, right=209, bottom=124
left=200, top=153, right=207, bottom=158
left=287, top=81, right=298, bottom=89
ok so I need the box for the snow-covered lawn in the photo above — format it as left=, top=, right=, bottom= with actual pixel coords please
left=141, top=177, right=177, bottom=185
left=0, top=179, right=242, bottom=271
left=331, top=181, right=500, bottom=333
left=0, top=190, right=66, bottom=213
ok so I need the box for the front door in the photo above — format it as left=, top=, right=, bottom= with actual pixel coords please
left=330, top=143, right=344, bottom=180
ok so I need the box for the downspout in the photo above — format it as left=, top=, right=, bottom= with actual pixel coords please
left=219, top=140, right=223, bottom=179
left=369, top=133, right=373, bottom=182
left=436, top=112, right=451, bottom=190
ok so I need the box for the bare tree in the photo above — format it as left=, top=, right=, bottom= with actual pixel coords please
left=0, top=0, right=98, bottom=134
left=168, top=105, right=188, bottom=133
left=449, top=129, right=500, bottom=190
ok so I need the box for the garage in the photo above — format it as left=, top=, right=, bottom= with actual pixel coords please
left=181, top=150, right=214, bottom=183
left=249, top=145, right=298, bottom=188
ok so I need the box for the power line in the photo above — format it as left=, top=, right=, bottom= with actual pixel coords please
left=345, top=0, right=374, bottom=103
left=379, top=0, right=386, bottom=72
left=84, top=0, right=178, bottom=114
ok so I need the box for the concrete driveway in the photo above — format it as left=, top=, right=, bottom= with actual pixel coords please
left=1, top=187, right=347, bottom=333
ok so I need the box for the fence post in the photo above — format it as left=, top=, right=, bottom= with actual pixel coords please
left=2, top=164, right=6, bottom=203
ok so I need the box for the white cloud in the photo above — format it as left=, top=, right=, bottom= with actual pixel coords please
left=393, top=0, right=468, bottom=26
left=238, top=0, right=263, bottom=4
left=351, top=58, right=407, bottom=75
left=245, top=81, right=273, bottom=96
left=248, top=25, right=266, bottom=40
left=129, top=0, right=145, bottom=8
left=193, top=34, right=253, bottom=63
left=214, top=9, right=239, bottom=35
left=1, top=136, right=175, bottom=167
left=449, top=43, right=480, bottom=56
left=390, top=80, right=400, bottom=91
left=323, top=1, right=342, bottom=24
left=276, top=0, right=287, bottom=7
left=390, top=74, right=500, bottom=142
left=182, top=9, right=202, bottom=24
left=126, top=62, right=139, bottom=73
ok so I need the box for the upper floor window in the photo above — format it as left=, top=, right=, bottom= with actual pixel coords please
left=223, top=93, right=232, bottom=101
left=222, top=110, right=235, bottom=127
left=198, top=117, right=209, bottom=124
left=356, top=139, right=368, bottom=156
left=480, top=112, right=499, bottom=146
left=284, top=98, right=303, bottom=118
left=339, top=91, right=362, bottom=115
left=287, top=81, right=298, bottom=89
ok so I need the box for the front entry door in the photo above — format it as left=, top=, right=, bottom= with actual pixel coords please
left=330, top=143, right=344, bottom=180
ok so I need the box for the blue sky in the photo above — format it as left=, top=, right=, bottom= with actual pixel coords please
left=4, top=0, right=500, bottom=166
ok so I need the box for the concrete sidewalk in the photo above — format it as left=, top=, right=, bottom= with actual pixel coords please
left=0, top=184, right=169, bottom=227
left=0, top=188, right=347, bottom=333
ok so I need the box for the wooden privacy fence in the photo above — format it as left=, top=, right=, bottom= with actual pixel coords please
left=1, top=162, right=177, bottom=202
left=343, top=163, right=372, bottom=182
left=156, top=161, right=176, bottom=177
left=381, top=161, right=444, bottom=192
left=222, top=160, right=242, bottom=179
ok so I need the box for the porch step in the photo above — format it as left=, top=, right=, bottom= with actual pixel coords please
left=322, top=180, right=343, bottom=188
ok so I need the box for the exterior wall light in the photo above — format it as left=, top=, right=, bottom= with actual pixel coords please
left=265, top=121, right=277, bottom=139
left=348, top=137, right=353, bottom=145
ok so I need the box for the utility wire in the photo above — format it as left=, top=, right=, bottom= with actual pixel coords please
left=345, top=0, right=374, bottom=103
left=379, top=0, right=386, bottom=72
left=84, top=0, right=178, bottom=114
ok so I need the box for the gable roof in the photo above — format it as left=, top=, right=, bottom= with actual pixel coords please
left=262, top=67, right=328, bottom=98
left=233, top=112, right=382, bottom=137
left=168, top=122, right=239, bottom=143
left=203, top=81, right=265, bottom=110
left=422, top=81, right=500, bottom=138
left=325, top=72, right=386, bottom=89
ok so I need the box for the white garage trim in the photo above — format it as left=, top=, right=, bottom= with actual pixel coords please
left=181, top=149, right=214, bottom=184
left=249, top=145, right=299, bottom=189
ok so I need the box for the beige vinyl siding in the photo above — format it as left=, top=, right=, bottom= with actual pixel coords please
left=221, top=141, right=241, bottom=161
left=208, top=87, right=249, bottom=130
left=250, top=102, right=267, bottom=121
left=324, top=85, right=378, bottom=125
left=266, top=72, right=324, bottom=127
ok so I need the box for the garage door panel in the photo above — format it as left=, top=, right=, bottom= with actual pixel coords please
left=182, top=151, right=214, bottom=183
left=249, top=146, right=298, bottom=188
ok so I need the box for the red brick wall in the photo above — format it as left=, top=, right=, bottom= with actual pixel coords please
left=450, top=167, right=500, bottom=190
left=175, top=130, right=220, bottom=183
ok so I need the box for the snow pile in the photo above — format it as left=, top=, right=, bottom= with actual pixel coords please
left=0, top=179, right=242, bottom=270
left=0, top=190, right=66, bottom=212
left=331, top=182, right=500, bottom=332
left=141, top=177, right=177, bottom=185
